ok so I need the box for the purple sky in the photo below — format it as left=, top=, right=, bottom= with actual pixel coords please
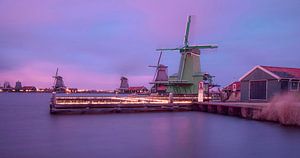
left=1, top=0, right=300, bottom=90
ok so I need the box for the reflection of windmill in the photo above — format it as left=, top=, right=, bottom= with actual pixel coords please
left=154, top=15, right=218, bottom=94
left=149, top=51, right=168, bottom=93
left=52, top=68, right=66, bottom=93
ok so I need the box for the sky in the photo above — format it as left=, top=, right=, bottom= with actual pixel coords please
left=1, top=0, right=300, bottom=90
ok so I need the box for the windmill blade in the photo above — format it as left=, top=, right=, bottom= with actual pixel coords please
left=55, top=68, right=58, bottom=77
left=53, top=76, right=57, bottom=89
left=157, top=51, right=162, bottom=67
left=179, top=52, right=188, bottom=80
left=187, top=45, right=218, bottom=49
left=152, top=69, right=158, bottom=82
left=184, top=15, right=192, bottom=47
left=156, top=48, right=182, bottom=51
left=53, top=78, right=57, bottom=89
left=152, top=51, right=162, bottom=82
left=53, top=68, right=59, bottom=89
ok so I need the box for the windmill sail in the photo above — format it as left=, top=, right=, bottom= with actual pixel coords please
left=184, top=15, right=191, bottom=47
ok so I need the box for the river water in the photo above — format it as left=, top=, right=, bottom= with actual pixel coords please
left=0, top=93, right=300, bottom=158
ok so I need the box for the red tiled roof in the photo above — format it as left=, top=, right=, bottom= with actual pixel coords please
left=223, top=81, right=240, bottom=91
left=128, top=86, right=147, bottom=91
left=22, top=86, right=37, bottom=90
left=261, top=66, right=300, bottom=79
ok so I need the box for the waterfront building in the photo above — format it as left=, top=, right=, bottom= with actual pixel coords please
left=127, top=86, right=148, bottom=94
left=15, top=81, right=22, bottom=92
left=66, top=88, right=78, bottom=93
left=239, top=65, right=300, bottom=102
left=117, top=76, right=148, bottom=94
left=37, top=88, right=52, bottom=93
left=22, top=86, right=37, bottom=92
left=2, top=81, right=13, bottom=92
left=222, top=81, right=241, bottom=102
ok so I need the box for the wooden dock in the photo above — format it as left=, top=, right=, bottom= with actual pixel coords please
left=50, top=95, right=267, bottom=120
left=50, top=95, right=196, bottom=114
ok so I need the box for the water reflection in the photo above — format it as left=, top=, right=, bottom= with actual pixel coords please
left=0, top=93, right=300, bottom=158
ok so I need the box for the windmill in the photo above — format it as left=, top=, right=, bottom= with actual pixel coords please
left=52, top=68, right=66, bottom=93
left=154, top=15, right=218, bottom=94
left=118, top=76, right=129, bottom=93
left=149, top=51, right=169, bottom=93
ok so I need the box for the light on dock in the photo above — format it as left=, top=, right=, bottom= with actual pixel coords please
left=54, top=96, right=194, bottom=105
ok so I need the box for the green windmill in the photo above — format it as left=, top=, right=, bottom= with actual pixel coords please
left=156, top=15, right=218, bottom=95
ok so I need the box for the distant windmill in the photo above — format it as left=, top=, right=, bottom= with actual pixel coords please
left=52, top=68, right=66, bottom=93
left=149, top=51, right=169, bottom=93
left=154, top=15, right=218, bottom=94
left=118, top=76, right=129, bottom=93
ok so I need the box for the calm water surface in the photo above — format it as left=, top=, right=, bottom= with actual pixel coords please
left=0, top=93, right=300, bottom=158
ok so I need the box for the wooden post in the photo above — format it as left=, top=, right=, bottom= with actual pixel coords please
left=198, top=82, right=204, bottom=102
left=169, top=93, right=173, bottom=104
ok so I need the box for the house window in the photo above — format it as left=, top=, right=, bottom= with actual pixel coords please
left=250, top=80, right=267, bottom=100
left=291, top=81, right=299, bottom=91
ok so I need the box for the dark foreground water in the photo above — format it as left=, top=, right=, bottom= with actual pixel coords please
left=0, top=93, right=300, bottom=158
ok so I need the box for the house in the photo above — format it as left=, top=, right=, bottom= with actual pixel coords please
left=2, top=81, right=13, bottom=92
left=223, top=81, right=241, bottom=92
left=128, top=86, right=148, bottom=94
left=239, top=65, right=300, bottom=102
left=222, top=81, right=241, bottom=102
left=22, top=86, right=37, bottom=92
left=66, top=88, right=78, bottom=93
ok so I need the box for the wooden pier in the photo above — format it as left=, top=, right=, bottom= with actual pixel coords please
left=50, top=95, right=195, bottom=114
left=50, top=95, right=267, bottom=120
